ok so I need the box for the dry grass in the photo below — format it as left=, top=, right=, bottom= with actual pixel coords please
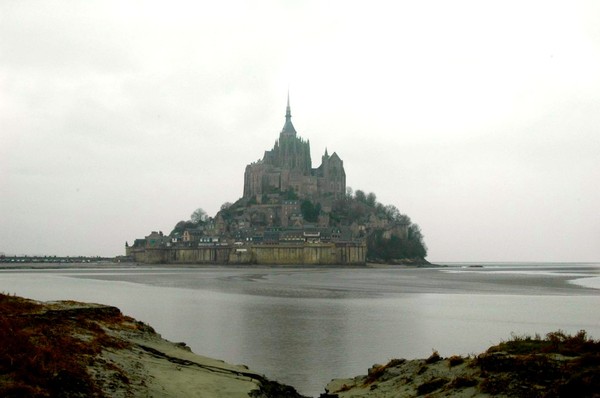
left=478, top=330, right=600, bottom=398
left=362, top=358, right=405, bottom=385
left=487, top=329, right=600, bottom=356
left=425, top=350, right=442, bottom=364
left=363, top=364, right=387, bottom=385
left=416, top=377, right=449, bottom=395
left=447, top=355, right=465, bottom=367
left=0, top=293, right=132, bottom=397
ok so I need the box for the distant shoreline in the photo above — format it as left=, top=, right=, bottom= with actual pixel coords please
left=2, top=263, right=598, bottom=296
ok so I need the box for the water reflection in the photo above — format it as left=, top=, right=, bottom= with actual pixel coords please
left=239, top=297, right=351, bottom=391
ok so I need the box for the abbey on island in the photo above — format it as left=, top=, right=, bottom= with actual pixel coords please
left=126, top=96, right=367, bottom=265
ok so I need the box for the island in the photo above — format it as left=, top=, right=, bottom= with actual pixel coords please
left=126, top=96, right=427, bottom=265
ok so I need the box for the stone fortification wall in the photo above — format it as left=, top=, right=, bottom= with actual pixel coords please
left=252, top=244, right=365, bottom=265
left=169, top=247, right=231, bottom=264
left=143, top=248, right=168, bottom=264
left=131, top=243, right=366, bottom=265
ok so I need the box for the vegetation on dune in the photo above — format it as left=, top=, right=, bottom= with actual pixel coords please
left=335, top=330, right=599, bottom=398
left=0, top=293, right=134, bottom=398
left=0, top=293, right=96, bottom=397
left=477, top=330, right=600, bottom=397
left=487, top=329, right=600, bottom=356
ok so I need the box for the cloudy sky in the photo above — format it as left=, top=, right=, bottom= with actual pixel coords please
left=1, top=1, right=599, bottom=262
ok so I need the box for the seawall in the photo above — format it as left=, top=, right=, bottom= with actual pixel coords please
left=129, top=242, right=366, bottom=265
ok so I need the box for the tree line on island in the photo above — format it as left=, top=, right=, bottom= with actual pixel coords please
left=171, top=187, right=428, bottom=263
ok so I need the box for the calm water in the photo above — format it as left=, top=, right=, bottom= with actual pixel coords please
left=1, top=263, right=599, bottom=396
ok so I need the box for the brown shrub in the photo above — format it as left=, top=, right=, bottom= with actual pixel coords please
left=416, top=377, right=449, bottom=395
left=449, top=375, right=478, bottom=389
left=425, top=350, right=441, bottom=364
left=488, top=330, right=600, bottom=357
left=448, top=355, right=464, bottom=367
left=0, top=292, right=42, bottom=314
left=363, top=364, right=386, bottom=385
left=0, top=294, right=111, bottom=397
left=386, top=358, right=406, bottom=367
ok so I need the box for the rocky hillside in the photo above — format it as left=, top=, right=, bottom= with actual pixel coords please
left=0, top=293, right=306, bottom=398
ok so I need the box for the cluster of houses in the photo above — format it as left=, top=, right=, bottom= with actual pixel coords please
left=127, top=224, right=354, bottom=252
left=126, top=194, right=409, bottom=254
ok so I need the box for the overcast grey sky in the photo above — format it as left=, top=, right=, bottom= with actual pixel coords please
left=1, top=1, right=599, bottom=262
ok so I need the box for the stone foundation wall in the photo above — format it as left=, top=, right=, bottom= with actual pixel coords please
left=130, top=243, right=366, bottom=265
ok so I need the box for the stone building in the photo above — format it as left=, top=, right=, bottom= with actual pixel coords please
left=125, top=95, right=368, bottom=265
left=243, top=96, right=346, bottom=200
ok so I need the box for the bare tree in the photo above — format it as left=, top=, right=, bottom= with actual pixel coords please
left=190, top=208, right=208, bottom=224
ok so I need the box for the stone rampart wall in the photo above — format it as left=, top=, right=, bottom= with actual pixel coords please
left=130, top=243, right=366, bottom=265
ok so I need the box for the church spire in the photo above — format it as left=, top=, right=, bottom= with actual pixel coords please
left=281, top=91, right=297, bottom=136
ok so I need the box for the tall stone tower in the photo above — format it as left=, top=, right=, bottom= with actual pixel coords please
left=243, top=95, right=345, bottom=199
left=281, top=93, right=296, bottom=137
left=263, top=94, right=312, bottom=174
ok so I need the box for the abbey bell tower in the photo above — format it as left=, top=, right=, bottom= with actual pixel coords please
left=280, top=93, right=297, bottom=137
left=243, top=95, right=346, bottom=199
